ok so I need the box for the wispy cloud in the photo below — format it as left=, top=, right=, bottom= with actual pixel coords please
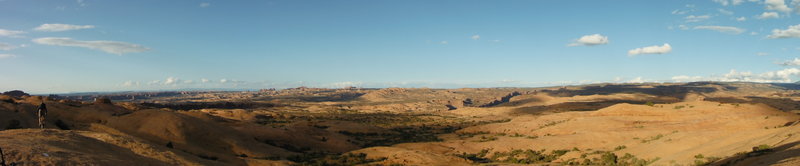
left=757, top=12, right=780, bottom=19
left=471, top=35, right=480, bottom=40
left=712, top=0, right=744, bottom=6
left=122, top=81, right=140, bottom=87
left=0, top=43, right=21, bottom=50
left=568, top=34, right=609, bottom=46
left=736, top=17, right=747, bottom=21
left=693, top=25, right=745, bottom=34
left=718, top=8, right=734, bottom=15
left=0, top=29, right=25, bottom=38
left=32, top=37, right=150, bottom=55
left=767, top=24, right=800, bottom=38
left=34, top=23, right=94, bottom=32
left=200, top=2, right=210, bottom=8
left=628, top=43, right=672, bottom=56
left=0, top=54, right=16, bottom=59
left=778, top=58, right=800, bottom=66
left=685, top=15, right=711, bottom=22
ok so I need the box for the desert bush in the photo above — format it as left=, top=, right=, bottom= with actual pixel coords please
left=475, top=135, right=498, bottom=142
left=753, top=144, right=771, bottom=152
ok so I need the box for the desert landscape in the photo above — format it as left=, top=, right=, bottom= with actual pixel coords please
left=1, top=82, right=799, bottom=165
left=4, top=0, right=800, bottom=166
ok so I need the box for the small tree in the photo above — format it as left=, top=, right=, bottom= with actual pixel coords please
left=645, top=101, right=655, bottom=107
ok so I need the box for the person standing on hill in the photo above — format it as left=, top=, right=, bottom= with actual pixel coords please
left=37, top=103, right=47, bottom=129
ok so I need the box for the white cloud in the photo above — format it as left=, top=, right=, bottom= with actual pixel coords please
left=627, top=43, right=672, bottom=56
left=767, top=24, right=800, bottom=38
left=324, top=81, right=364, bottom=88
left=626, top=77, right=646, bottom=83
left=718, top=8, right=734, bottom=15
left=693, top=25, right=746, bottom=34
left=32, top=37, right=150, bottom=55
left=147, top=80, right=160, bottom=85
left=201, top=78, right=210, bottom=83
left=766, top=0, right=793, bottom=12
left=713, top=0, right=745, bottom=6
left=220, top=79, right=228, bottom=83
left=34, top=23, right=94, bottom=32
left=778, top=58, right=800, bottom=66
left=671, top=68, right=800, bottom=83
left=672, top=9, right=691, bottom=15
left=671, top=75, right=705, bottom=82
left=0, top=54, right=16, bottom=59
left=678, top=25, right=689, bottom=30
left=183, top=80, right=194, bottom=84
left=0, top=29, right=25, bottom=38
left=164, top=77, right=179, bottom=85
left=736, top=17, right=747, bottom=21
left=685, top=15, right=711, bottom=22
left=750, top=31, right=759, bottom=35
left=440, top=41, right=448, bottom=44
left=757, top=52, right=769, bottom=56
left=489, top=39, right=501, bottom=42
left=200, top=2, right=210, bottom=8
left=757, top=12, right=780, bottom=19
left=721, top=68, right=800, bottom=82
left=568, top=34, right=609, bottom=46
left=0, top=43, right=20, bottom=50
left=122, top=81, right=140, bottom=87
left=471, top=35, right=480, bottom=40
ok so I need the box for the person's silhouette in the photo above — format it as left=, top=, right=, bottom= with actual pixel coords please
left=37, top=103, right=47, bottom=129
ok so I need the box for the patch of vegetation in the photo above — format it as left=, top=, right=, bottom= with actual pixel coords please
left=565, top=152, right=659, bottom=166
left=338, top=125, right=444, bottom=147
left=455, top=149, right=491, bottom=163
left=674, top=105, right=685, bottom=109
left=614, top=145, right=627, bottom=151
left=457, top=131, right=489, bottom=138
left=509, top=133, right=525, bottom=137
left=489, top=149, right=570, bottom=164
left=641, top=134, right=665, bottom=143
left=645, top=101, right=655, bottom=107
left=693, top=156, right=721, bottom=166
left=474, top=135, right=498, bottom=142
left=539, top=119, right=568, bottom=129
left=289, top=152, right=386, bottom=166
left=694, top=154, right=704, bottom=159
left=753, top=144, right=771, bottom=152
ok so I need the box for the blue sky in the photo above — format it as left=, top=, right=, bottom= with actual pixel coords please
left=1, top=0, right=800, bottom=94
